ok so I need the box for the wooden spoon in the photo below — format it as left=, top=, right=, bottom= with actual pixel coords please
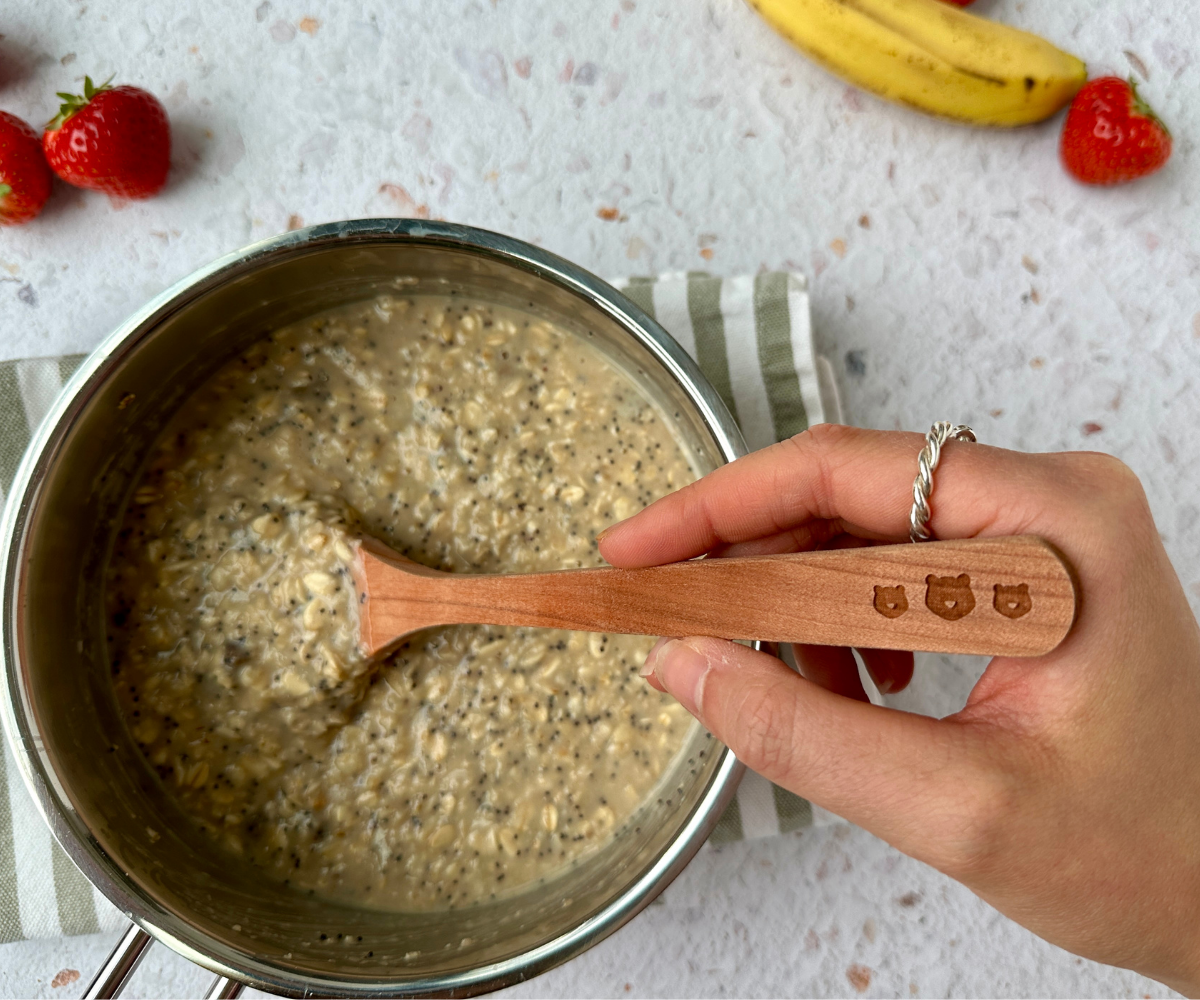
left=351, top=534, right=1076, bottom=660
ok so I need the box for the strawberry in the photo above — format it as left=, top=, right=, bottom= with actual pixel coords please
left=0, top=111, right=53, bottom=225
left=42, top=77, right=170, bottom=199
left=1060, top=77, right=1172, bottom=186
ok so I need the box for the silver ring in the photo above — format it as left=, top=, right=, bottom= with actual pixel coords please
left=909, top=421, right=976, bottom=543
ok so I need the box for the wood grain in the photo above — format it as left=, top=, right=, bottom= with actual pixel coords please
left=353, top=535, right=1077, bottom=659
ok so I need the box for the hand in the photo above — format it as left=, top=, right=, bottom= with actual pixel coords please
left=598, top=424, right=1200, bottom=995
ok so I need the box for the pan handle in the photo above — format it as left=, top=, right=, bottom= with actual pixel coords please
left=82, top=922, right=246, bottom=998
left=83, top=923, right=153, bottom=999
left=203, top=976, right=245, bottom=998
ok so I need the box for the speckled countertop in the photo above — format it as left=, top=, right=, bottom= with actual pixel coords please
left=0, top=0, right=1196, bottom=996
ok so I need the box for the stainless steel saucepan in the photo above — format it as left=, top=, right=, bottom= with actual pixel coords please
left=0, top=220, right=747, bottom=997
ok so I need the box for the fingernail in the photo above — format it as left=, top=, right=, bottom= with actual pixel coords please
left=639, top=637, right=670, bottom=678
left=646, top=638, right=710, bottom=720
left=595, top=523, right=619, bottom=545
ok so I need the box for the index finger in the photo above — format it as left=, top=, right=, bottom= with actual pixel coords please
left=598, top=424, right=1076, bottom=568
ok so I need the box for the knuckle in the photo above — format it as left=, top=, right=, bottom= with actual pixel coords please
left=780, top=424, right=857, bottom=520
left=729, top=683, right=799, bottom=781
left=1069, top=452, right=1144, bottom=504
left=1065, top=452, right=1154, bottom=535
left=787, top=422, right=856, bottom=461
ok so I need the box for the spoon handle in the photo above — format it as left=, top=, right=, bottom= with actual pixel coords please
left=357, top=535, right=1076, bottom=658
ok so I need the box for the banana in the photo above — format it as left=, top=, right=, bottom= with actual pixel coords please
left=747, top=0, right=1086, bottom=126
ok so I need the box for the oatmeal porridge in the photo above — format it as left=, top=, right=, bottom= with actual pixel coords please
left=104, top=294, right=700, bottom=910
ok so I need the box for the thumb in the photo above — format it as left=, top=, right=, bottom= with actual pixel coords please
left=643, top=636, right=1004, bottom=876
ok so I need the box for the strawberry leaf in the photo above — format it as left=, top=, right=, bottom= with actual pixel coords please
left=46, top=74, right=115, bottom=131
left=1127, top=77, right=1171, bottom=137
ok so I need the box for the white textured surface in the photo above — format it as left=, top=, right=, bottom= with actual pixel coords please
left=0, top=0, right=1196, bottom=996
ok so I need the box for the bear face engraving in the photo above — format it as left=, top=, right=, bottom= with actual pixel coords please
left=925, top=574, right=975, bottom=621
left=873, top=585, right=908, bottom=618
left=993, top=583, right=1032, bottom=619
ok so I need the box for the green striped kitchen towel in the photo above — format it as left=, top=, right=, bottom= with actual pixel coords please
left=0, top=270, right=839, bottom=941
left=612, top=271, right=835, bottom=845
